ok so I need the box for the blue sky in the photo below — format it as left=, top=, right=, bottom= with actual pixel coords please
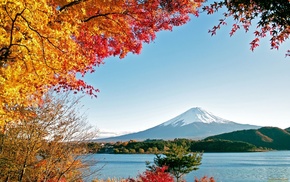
left=80, top=10, right=290, bottom=134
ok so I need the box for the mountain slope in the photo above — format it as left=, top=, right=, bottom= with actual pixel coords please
left=97, top=107, right=261, bottom=142
left=285, top=127, right=290, bottom=133
left=206, top=127, right=290, bottom=150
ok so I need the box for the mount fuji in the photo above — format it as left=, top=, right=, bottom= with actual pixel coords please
left=97, top=107, right=261, bottom=142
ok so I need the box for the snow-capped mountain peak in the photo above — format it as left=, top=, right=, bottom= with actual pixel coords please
left=162, top=107, right=231, bottom=127
left=97, top=107, right=261, bottom=142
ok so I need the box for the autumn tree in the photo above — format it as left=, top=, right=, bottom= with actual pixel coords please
left=0, top=92, right=98, bottom=181
left=147, top=144, right=203, bottom=182
left=138, top=166, right=175, bottom=182
left=0, top=0, right=203, bottom=124
left=202, top=0, right=290, bottom=55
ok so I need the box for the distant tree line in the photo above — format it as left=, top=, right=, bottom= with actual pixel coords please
left=87, top=138, right=260, bottom=154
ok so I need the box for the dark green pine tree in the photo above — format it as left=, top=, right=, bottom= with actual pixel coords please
left=147, top=144, right=203, bottom=182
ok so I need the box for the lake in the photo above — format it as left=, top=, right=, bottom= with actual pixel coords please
left=86, top=151, right=290, bottom=182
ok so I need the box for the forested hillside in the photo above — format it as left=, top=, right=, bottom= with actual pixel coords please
left=206, top=127, right=290, bottom=150
left=89, top=138, right=259, bottom=154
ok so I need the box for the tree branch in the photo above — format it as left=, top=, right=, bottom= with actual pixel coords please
left=83, top=12, right=121, bottom=22
left=59, top=0, right=87, bottom=11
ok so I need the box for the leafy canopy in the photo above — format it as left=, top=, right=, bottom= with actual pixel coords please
left=0, top=0, right=202, bottom=124
left=202, top=0, right=290, bottom=55
left=2, top=0, right=289, bottom=124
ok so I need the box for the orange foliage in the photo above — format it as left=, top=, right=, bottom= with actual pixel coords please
left=0, top=0, right=202, bottom=123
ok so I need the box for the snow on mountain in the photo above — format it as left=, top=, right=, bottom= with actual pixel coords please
left=162, top=107, right=231, bottom=126
left=96, top=107, right=261, bottom=142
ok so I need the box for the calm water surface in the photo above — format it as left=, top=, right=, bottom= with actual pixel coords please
left=87, top=151, right=290, bottom=182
